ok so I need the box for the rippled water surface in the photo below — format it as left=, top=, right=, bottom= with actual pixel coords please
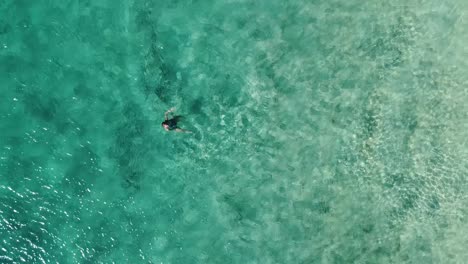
left=1, top=0, right=468, bottom=263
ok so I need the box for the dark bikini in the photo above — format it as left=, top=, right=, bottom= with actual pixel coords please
left=163, top=116, right=181, bottom=130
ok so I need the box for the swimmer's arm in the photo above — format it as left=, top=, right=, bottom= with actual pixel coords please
left=175, top=128, right=192, bottom=133
left=164, top=107, right=176, bottom=120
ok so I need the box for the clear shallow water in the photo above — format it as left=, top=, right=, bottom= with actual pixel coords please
left=1, top=0, right=468, bottom=263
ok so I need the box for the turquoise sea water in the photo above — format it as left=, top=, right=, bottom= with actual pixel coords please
left=2, top=0, right=468, bottom=263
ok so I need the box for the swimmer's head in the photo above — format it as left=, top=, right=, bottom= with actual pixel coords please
left=161, top=121, right=169, bottom=131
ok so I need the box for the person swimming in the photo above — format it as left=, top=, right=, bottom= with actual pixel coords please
left=161, top=107, right=192, bottom=133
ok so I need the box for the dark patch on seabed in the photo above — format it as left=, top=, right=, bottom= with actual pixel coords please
left=109, top=102, right=152, bottom=194
left=133, top=6, right=180, bottom=104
